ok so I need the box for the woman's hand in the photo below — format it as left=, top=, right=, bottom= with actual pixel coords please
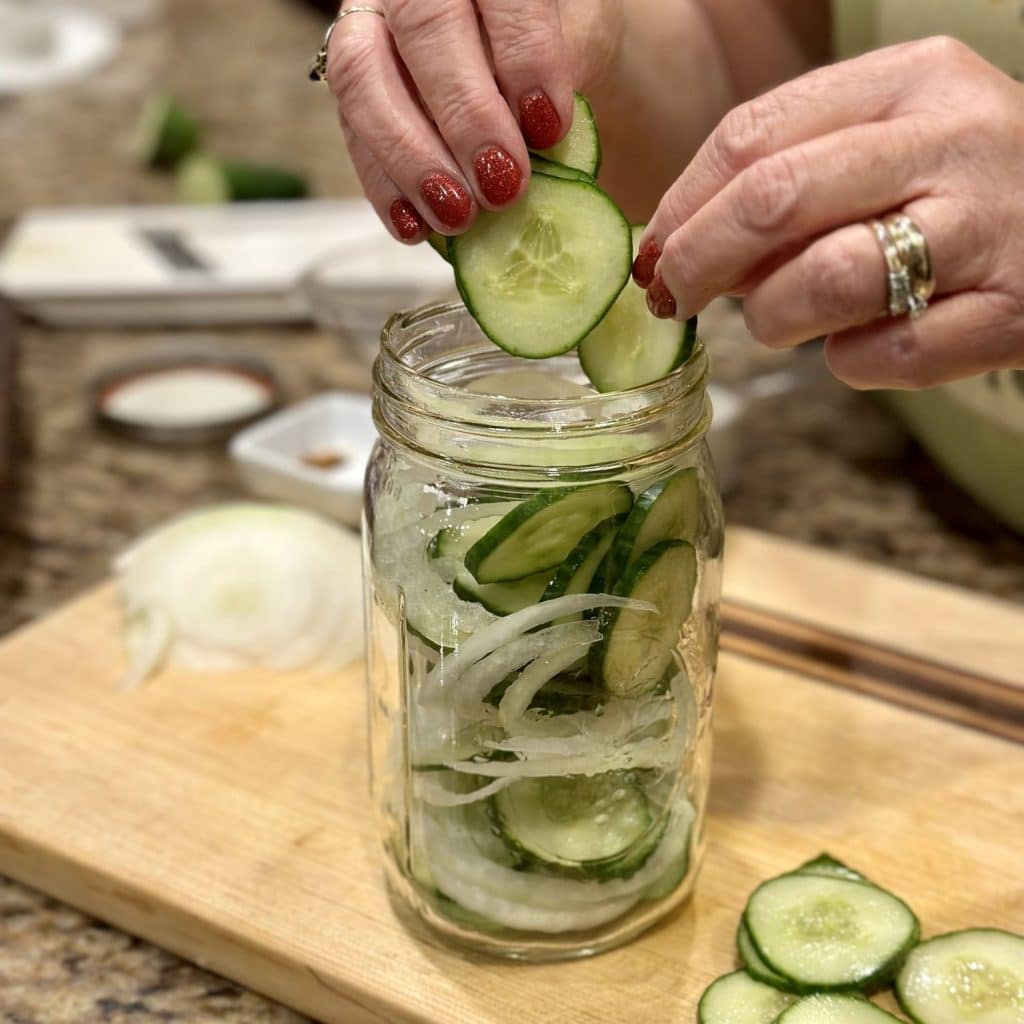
left=634, top=37, right=1024, bottom=389
left=325, top=0, right=620, bottom=241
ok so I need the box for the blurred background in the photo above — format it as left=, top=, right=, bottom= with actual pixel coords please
left=0, top=2, right=1021, bottom=1019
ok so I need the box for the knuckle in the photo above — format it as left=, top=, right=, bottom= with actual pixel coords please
left=326, top=31, right=378, bottom=101
left=912, top=34, right=974, bottom=68
left=388, top=0, right=459, bottom=37
left=710, top=98, right=776, bottom=176
left=807, top=239, right=868, bottom=322
left=495, top=23, right=559, bottom=69
left=734, top=152, right=802, bottom=234
left=433, top=83, right=500, bottom=138
left=884, top=327, right=931, bottom=388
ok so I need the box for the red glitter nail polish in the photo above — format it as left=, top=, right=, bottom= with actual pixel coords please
left=519, top=91, right=562, bottom=150
left=632, top=239, right=661, bottom=288
left=419, top=173, right=472, bottom=229
left=389, top=198, right=425, bottom=240
left=647, top=274, right=677, bottom=319
left=474, top=146, right=522, bottom=207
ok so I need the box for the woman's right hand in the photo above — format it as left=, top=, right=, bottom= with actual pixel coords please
left=325, top=0, right=621, bottom=242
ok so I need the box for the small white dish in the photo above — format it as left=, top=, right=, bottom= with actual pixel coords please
left=230, top=392, right=376, bottom=528
left=0, top=5, right=120, bottom=96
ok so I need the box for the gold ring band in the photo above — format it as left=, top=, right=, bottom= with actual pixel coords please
left=308, top=6, right=386, bottom=83
left=869, top=214, right=935, bottom=320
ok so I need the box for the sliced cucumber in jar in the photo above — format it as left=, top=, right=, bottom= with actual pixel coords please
left=895, top=928, right=1024, bottom=1024
left=533, top=92, right=602, bottom=177
left=600, top=469, right=700, bottom=590
left=743, top=873, right=920, bottom=993
left=594, top=539, right=697, bottom=698
left=738, top=920, right=798, bottom=992
left=450, top=171, right=631, bottom=357
left=697, top=970, right=798, bottom=1024
left=492, top=772, right=659, bottom=879
left=578, top=226, right=697, bottom=393
left=465, top=483, right=633, bottom=584
left=540, top=514, right=625, bottom=620
left=453, top=566, right=553, bottom=616
left=775, top=995, right=904, bottom=1023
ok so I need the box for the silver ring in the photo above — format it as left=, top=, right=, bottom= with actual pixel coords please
left=308, top=6, right=386, bottom=83
left=884, top=213, right=935, bottom=318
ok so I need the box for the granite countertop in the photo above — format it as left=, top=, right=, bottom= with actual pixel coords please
left=1, top=2, right=1022, bottom=1022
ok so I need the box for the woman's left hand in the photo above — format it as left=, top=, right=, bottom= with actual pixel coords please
left=633, top=36, right=1024, bottom=389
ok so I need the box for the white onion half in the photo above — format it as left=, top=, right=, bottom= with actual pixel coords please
left=114, top=503, right=364, bottom=689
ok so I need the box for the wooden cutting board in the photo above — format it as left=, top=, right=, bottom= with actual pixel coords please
left=0, top=527, right=1021, bottom=1024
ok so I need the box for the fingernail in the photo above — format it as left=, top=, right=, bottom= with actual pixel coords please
left=389, top=198, right=426, bottom=240
left=632, top=239, right=661, bottom=288
left=647, top=274, right=677, bottom=319
left=474, top=145, right=523, bottom=206
left=419, top=173, right=472, bottom=229
left=519, top=91, right=562, bottom=150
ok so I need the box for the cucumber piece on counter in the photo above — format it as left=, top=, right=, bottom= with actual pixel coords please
left=594, top=539, right=697, bottom=697
left=578, top=227, right=697, bottom=393
left=797, top=853, right=867, bottom=883
left=427, top=231, right=451, bottom=262
left=738, top=920, right=797, bottom=992
left=534, top=92, right=601, bottom=177
left=599, top=469, right=699, bottom=590
left=134, top=92, right=201, bottom=170
left=540, top=514, right=625, bottom=620
left=895, top=929, right=1024, bottom=1024
left=492, top=772, right=659, bottom=879
left=775, top=995, right=903, bottom=1023
left=449, top=170, right=631, bottom=357
left=743, top=874, right=920, bottom=993
left=178, top=153, right=309, bottom=203
left=697, top=970, right=798, bottom=1024
left=465, top=483, right=633, bottom=584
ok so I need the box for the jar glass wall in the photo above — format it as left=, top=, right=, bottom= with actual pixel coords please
left=363, top=302, right=723, bottom=961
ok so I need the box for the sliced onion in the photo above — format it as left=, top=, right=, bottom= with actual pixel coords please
left=414, top=772, right=515, bottom=807
left=114, top=503, right=364, bottom=687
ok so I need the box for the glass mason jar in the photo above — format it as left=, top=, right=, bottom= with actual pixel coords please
left=363, top=302, right=723, bottom=961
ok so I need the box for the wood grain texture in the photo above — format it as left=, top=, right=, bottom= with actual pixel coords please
left=0, top=528, right=1021, bottom=1024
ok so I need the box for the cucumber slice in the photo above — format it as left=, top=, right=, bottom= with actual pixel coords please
left=528, top=154, right=595, bottom=183
left=739, top=920, right=798, bottom=992
left=465, top=483, right=633, bottom=584
left=594, top=539, right=697, bottom=698
left=600, top=469, right=700, bottom=590
left=133, top=92, right=201, bottom=169
left=492, top=772, right=659, bottom=879
left=896, top=929, right=1024, bottom=1024
left=744, top=874, right=920, bottom=993
left=697, top=970, right=797, bottom=1024
left=178, top=154, right=308, bottom=203
left=453, top=565, right=553, bottom=616
left=450, top=171, right=631, bottom=357
left=428, top=516, right=499, bottom=560
left=427, top=231, right=451, bottom=262
left=534, top=92, right=602, bottom=177
left=797, top=854, right=867, bottom=883
left=641, top=797, right=695, bottom=902
left=578, top=227, right=698, bottom=393
left=540, top=514, right=625, bottom=620
left=775, top=995, right=903, bottom=1023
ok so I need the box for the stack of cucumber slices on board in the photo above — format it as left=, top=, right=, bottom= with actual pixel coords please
left=699, top=852, right=1024, bottom=1024
left=431, top=93, right=697, bottom=392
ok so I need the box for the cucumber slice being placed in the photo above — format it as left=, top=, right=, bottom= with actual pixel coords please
left=595, top=539, right=697, bottom=697
left=528, top=154, right=595, bottom=183
left=465, top=483, right=633, bottom=584
left=578, top=226, right=698, bottom=393
left=895, top=929, right=1024, bottom=1024
left=427, top=232, right=450, bottom=262
left=133, top=92, right=201, bottom=169
left=534, top=92, right=602, bottom=177
left=540, top=514, right=625, bottom=620
left=744, top=874, right=920, bottom=993
left=450, top=171, right=631, bottom=357
left=178, top=154, right=309, bottom=203
left=492, top=772, right=658, bottom=879
left=600, top=469, right=700, bottom=590
left=739, top=920, right=797, bottom=992
left=697, top=970, right=798, bottom=1024
left=775, top=995, right=903, bottom=1023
